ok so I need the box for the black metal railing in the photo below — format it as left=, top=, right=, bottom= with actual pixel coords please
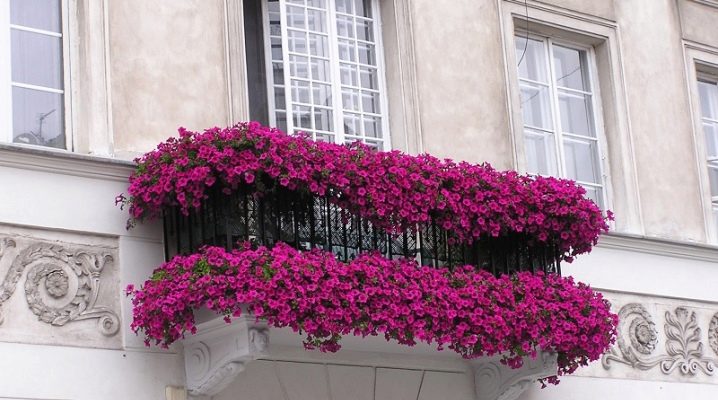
left=163, top=187, right=562, bottom=276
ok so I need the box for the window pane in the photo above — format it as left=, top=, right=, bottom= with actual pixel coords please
left=291, top=80, right=311, bottom=103
left=353, top=0, right=372, bottom=18
left=356, top=19, right=373, bottom=42
left=274, top=87, right=286, bottom=110
left=10, top=0, right=62, bottom=33
left=360, top=67, right=378, bottom=89
left=293, top=105, right=312, bottom=129
left=363, top=115, right=381, bottom=138
left=312, top=83, right=332, bottom=106
left=314, top=108, right=333, bottom=131
left=699, top=81, right=718, bottom=120
left=288, top=30, right=308, bottom=54
left=286, top=5, right=306, bottom=29
left=361, top=91, right=380, bottom=114
left=336, top=0, right=353, bottom=13
left=307, top=9, right=327, bottom=32
left=272, top=62, right=285, bottom=84
left=342, top=89, right=360, bottom=111
left=524, top=129, right=558, bottom=176
left=357, top=42, right=376, bottom=65
left=12, top=87, right=65, bottom=149
left=289, top=55, right=309, bottom=78
left=515, top=37, right=548, bottom=83
left=581, top=185, right=604, bottom=209
left=11, top=29, right=64, bottom=89
left=558, top=89, right=594, bottom=136
left=563, top=136, right=602, bottom=184
left=552, top=45, right=590, bottom=91
left=704, top=122, right=718, bottom=158
left=336, top=15, right=354, bottom=38
left=340, top=63, right=359, bottom=86
left=310, top=58, right=330, bottom=81
left=344, top=113, right=361, bottom=135
left=709, top=162, right=718, bottom=197
left=519, top=82, right=552, bottom=130
left=308, top=34, right=328, bottom=57
left=338, top=39, right=356, bottom=62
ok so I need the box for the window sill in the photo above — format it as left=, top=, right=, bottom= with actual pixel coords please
left=0, top=142, right=135, bottom=182
left=598, top=232, right=718, bottom=263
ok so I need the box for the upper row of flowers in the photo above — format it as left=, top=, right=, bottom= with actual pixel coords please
left=122, top=122, right=611, bottom=261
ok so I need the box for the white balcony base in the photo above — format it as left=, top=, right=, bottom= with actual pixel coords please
left=181, top=315, right=557, bottom=400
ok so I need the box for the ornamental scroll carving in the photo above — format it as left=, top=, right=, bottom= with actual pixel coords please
left=0, top=235, right=119, bottom=336
left=602, top=303, right=716, bottom=376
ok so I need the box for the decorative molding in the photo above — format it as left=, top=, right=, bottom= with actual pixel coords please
left=183, top=315, right=269, bottom=397
left=709, top=312, right=718, bottom=356
left=471, top=350, right=557, bottom=400
left=597, top=233, right=718, bottom=263
left=603, top=304, right=717, bottom=376
left=0, top=236, right=119, bottom=336
left=0, top=144, right=133, bottom=182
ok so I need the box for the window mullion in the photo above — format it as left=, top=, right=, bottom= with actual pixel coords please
left=546, top=38, right=566, bottom=177
left=278, top=0, right=295, bottom=135
left=326, top=0, right=345, bottom=144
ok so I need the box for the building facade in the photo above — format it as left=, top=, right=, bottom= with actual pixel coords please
left=1, top=0, right=718, bottom=399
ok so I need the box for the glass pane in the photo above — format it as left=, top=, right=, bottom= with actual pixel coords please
left=316, top=132, right=336, bottom=143
left=563, top=136, right=601, bottom=184
left=356, top=19, right=373, bottom=42
left=336, top=15, right=354, bottom=38
left=271, top=37, right=283, bottom=61
left=704, top=122, right=718, bottom=158
left=310, top=58, right=330, bottom=81
left=515, top=37, right=547, bottom=83
left=276, top=111, right=288, bottom=132
left=357, top=42, right=375, bottom=65
left=581, top=185, right=604, bottom=209
left=312, top=83, right=332, bottom=106
left=293, top=105, right=312, bottom=129
left=360, top=67, right=378, bottom=90
left=338, top=39, right=356, bottom=62
left=361, top=91, right=380, bottom=114
left=363, top=115, right=381, bottom=138
left=340, top=63, right=358, bottom=86
left=307, top=9, right=327, bottom=32
left=314, top=108, right=333, bottom=131
left=12, top=87, right=65, bottom=149
left=342, top=89, right=360, bottom=111
left=353, top=0, right=372, bottom=18
left=11, top=0, right=62, bottom=33
left=524, top=129, right=558, bottom=176
left=344, top=113, right=361, bottom=135
left=289, top=55, right=309, bottom=78
left=274, top=87, right=286, bottom=110
left=336, top=0, right=353, bottom=14
left=291, top=80, right=311, bottom=103
left=272, top=62, right=285, bottom=84
left=288, top=30, right=308, bottom=54
left=558, top=89, right=594, bottom=136
left=307, top=0, right=326, bottom=7
left=286, top=5, right=306, bottom=29
left=308, top=34, right=328, bottom=57
left=519, top=82, right=552, bottom=130
left=709, top=163, right=718, bottom=197
left=11, top=29, right=63, bottom=89
left=699, top=81, right=718, bottom=120
left=552, top=45, right=590, bottom=91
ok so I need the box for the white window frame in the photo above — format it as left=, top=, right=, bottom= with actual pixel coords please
left=685, top=43, right=718, bottom=243
left=514, top=32, right=610, bottom=209
left=0, top=0, right=72, bottom=151
left=260, top=0, right=391, bottom=150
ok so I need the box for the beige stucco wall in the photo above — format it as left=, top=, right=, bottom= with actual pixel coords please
left=100, top=0, right=718, bottom=244
left=108, top=0, right=229, bottom=155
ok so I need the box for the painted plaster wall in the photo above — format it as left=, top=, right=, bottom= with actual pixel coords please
left=108, top=0, right=230, bottom=155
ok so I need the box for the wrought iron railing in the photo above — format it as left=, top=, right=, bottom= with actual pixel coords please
left=163, top=187, right=562, bottom=276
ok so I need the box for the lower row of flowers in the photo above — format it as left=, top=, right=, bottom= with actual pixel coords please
left=127, top=243, right=617, bottom=384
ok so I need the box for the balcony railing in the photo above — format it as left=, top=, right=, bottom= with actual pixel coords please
left=163, top=186, right=562, bottom=276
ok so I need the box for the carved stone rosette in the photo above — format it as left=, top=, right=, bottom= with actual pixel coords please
left=0, top=235, right=119, bottom=336
left=602, top=303, right=717, bottom=376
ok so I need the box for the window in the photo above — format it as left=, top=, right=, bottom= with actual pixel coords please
left=261, top=0, right=388, bottom=149
left=0, top=0, right=66, bottom=149
left=514, top=35, right=606, bottom=208
left=697, top=78, right=718, bottom=229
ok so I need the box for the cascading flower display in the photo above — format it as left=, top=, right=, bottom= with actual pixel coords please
left=120, top=122, right=611, bottom=260
left=127, top=243, right=617, bottom=383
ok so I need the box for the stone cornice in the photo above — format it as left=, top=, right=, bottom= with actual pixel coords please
left=0, top=143, right=134, bottom=182
left=598, top=232, right=718, bottom=263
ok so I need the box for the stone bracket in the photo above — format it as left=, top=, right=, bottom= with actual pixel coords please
left=471, top=351, right=558, bottom=400
left=183, top=315, right=269, bottom=397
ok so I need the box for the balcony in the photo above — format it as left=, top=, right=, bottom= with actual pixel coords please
left=122, top=122, right=616, bottom=400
